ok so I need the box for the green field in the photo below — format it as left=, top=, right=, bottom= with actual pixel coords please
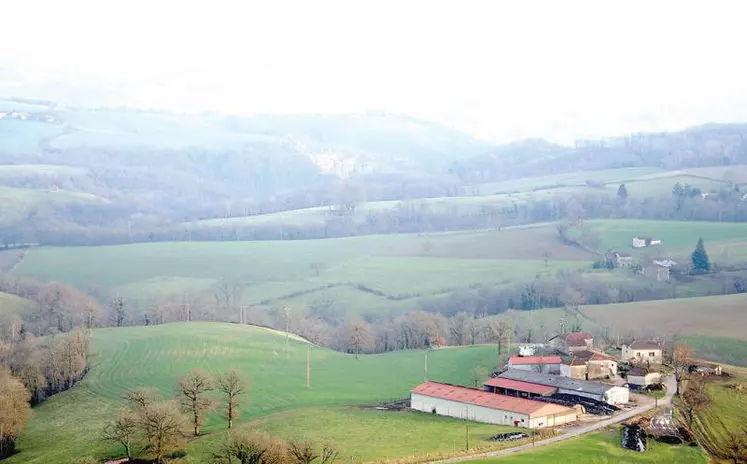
left=464, top=428, right=706, bottom=464
left=689, top=372, right=747, bottom=461
left=13, top=225, right=588, bottom=315
left=10, top=323, right=504, bottom=463
left=0, top=290, right=33, bottom=317
left=573, top=219, right=747, bottom=258
left=187, top=408, right=526, bottom=463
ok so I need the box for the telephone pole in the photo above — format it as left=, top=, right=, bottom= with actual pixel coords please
left=465, top=405, right=470, bottom=450
left=424, top=351, right=428, bottom=382
left=285, top=307, right=291, bottom=358
left=306, top=345, right=311, bottom=388
left=239, top=305, right=247, bottom=324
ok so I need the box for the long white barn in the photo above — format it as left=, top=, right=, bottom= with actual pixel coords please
left=411, top=381, right=577, bottom=429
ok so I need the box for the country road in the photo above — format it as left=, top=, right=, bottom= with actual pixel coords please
left=427, top=375, right=677, bottom=464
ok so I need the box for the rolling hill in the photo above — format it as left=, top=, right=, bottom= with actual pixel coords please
left=9, top=322, right=501, bottom=463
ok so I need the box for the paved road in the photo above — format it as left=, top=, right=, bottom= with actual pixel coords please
left=426, top=375, right=677, bottom=464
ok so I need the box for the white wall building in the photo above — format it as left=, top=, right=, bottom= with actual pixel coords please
left=411, top=382, right=577, bottom=429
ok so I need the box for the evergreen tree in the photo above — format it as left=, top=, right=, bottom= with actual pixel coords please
left=672, top=182, right=684, bottom=198
left=617, top=183, right=628, bottom=201
left=691, top=238, right=710, bottom=273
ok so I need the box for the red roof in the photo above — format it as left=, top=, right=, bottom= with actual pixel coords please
left=565, top=332, right=593, bottom=342
left=483, top=377, right=557, bottom=396
left=509, top=356, right=562, bottom=366
left=412, top=382, right=571, bottom=417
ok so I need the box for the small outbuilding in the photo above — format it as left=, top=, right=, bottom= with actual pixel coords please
left=627, top=367, right=662, bottom=388
left=622, top=341, right=663, bottom=365
left=508, top=355, right=562, bottom=374
left=411, top=381, right=577, bottom=428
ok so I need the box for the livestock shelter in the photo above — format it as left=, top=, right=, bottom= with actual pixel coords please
left=497, top=369, right=629, bottom=405
left=411, top=381, right=577, bottom=428
left=508, top=355, right=562, bottom=374
left=483, top=377, right=557, bottom=398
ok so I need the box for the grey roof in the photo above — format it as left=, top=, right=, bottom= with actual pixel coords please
left=497, top=369, right=617, bottom=395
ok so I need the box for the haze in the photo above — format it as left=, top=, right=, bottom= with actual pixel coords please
left=4, top=0, right=747, bottom=142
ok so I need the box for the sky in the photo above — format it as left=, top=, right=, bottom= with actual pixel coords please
left=3, top=0, right=747, bottom=143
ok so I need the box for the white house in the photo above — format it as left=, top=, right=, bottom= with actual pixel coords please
left=508, top=356, right=562, bottom=374
left=633, top=237, right=661, bottom=248
left=622, top=340, right=664, bottom=365
left=653, top=259, right=677, bottom=268
left=411, top=381, right=577, bottom=428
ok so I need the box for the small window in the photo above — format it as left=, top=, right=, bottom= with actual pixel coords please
left=649, top=352, right=655, bottom=357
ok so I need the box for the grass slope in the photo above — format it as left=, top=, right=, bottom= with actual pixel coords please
left=13, top=226, right=586, bottom=312
left=0, top=290, right=34, bottom=318
left=188, top=408, right=526, bottom=463
left=690, top=372, right=747, bottom=460
left=464, top=428, right=706, bottom=464
left=11, top=323, right=501, bottom=464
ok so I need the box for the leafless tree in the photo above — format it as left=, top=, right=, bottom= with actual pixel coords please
left=289, top=440, right=319, bottom=464
left=0, top=368, right=32, bottom=459
left=211, top=430, right=270, bottom=464
left=178, top=370, right=216, bottom=436
left=682, top=376, right=709, bottom=428
left=344, top=319, right=375, bottom=359
left=125, top=386, right=161, bottom=411
left=140, top=400, right=186, bottom=463
left=319, top=443, right=339, bottom=464
left=102, top=410, right=139, bottom=461
left=672, top=341, right=694, bottom=395
left=218, top=369, right=249, bottom=428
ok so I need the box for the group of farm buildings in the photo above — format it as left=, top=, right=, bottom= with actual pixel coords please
left=410, top=331, right=667, bottom=429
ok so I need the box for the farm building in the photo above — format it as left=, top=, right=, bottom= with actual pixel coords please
left=561, top=350, right=619, bottom=380
left=614, top=252, right=633, bottom=267
left=689, top=361, right=722, bottom=376
left=497, top=369, right=629, bottom=405
left=626, top=367, right=661, bottom=388
left=633, top=236, right=661, bottom=248
left=483, top=377, right=557, bottom=398
left=411, top=381, right=577, bottom=428
left=549, top=331, right=594, bottom=354
left=640, top=262, right=670, bottom=281
left=622, top=340, right=663, bottom=365
left=508, top=355, right=562, bottom=374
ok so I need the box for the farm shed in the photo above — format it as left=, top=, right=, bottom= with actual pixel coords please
left=627, top=367, right=661, bottom=387
left=483, top=377, right=557, bottom=398
left=411, top=381, right=576, bottom=428
left=497, top=369, right=629, bottom=405
left=561, top=350, right=619, bottom=380
left=508, top=355, right=562, bottom=374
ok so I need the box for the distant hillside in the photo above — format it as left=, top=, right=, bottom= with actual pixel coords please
left=453, top=123, right=747, bottom=183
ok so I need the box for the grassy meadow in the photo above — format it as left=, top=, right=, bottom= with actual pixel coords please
left=464, top=428, right=707, bottom=464
left=689, top=370, right=747, bottom=461
left=10, top=322, right=504, bottom=464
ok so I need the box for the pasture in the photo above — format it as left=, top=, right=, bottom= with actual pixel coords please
left=464, top=428, right=706, bottom=464
left=13, top=225, right=584, bottom=312
left=9, top=322, right=502, bottom=464
left=573, top=219, right=747, bottom=257
left=690, top=371, right=747, bottom=461
left=188, top=408, right=527, bottom=463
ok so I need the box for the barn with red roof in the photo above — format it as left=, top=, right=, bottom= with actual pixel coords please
left=410, top=381, right=577, bottom=428
left=508, top=355, right=562, bottom=374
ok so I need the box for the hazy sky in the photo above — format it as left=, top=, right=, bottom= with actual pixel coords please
left=3, top=0, right=747, bottom=142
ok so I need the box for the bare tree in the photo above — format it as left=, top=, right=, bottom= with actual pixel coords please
left=125, top=386, right=161, bottom=411
left=178, top=370, right=216, bottom=436
left=211, top=430, right=270, bottom=464
left=140, top=400, right=186, bottom=464
left=672, top=342, right=694, bottom=395
left=319, top=443, right=339, bottom=464
left=345, top=319, right=375, bottom=359
left=102, top=410, right=139, bottom=461
left=471, top=366, right=488, bottom=387
left=682, top=376, right=709, bottom=428
left=724, top=429, right=747, bottom=464
left=218, top=369, right=249, bottom=428
left=0, top=368, right=32, bottom=459
left=213, top=279, right=243, bottom=315
left=289, top=440, right=319, bottom=464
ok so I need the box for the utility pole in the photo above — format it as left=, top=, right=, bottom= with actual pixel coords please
left=306, top=345, right=311, bottom=388
left=239, top=305, right=247, bottom=324
left=465, top=405, right=470, bottom=450
left=424, top=350, right=428, bottom=382
left=285, top=307, right=291, bottom=358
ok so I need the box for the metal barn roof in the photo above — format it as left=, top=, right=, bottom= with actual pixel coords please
left=509, top=355, right=562, bottom=366
left=497, top=369, right=618, bottom=396
left=483, top=377, right=557, bottom=396
left=411, top=382, right=572, bottom=418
